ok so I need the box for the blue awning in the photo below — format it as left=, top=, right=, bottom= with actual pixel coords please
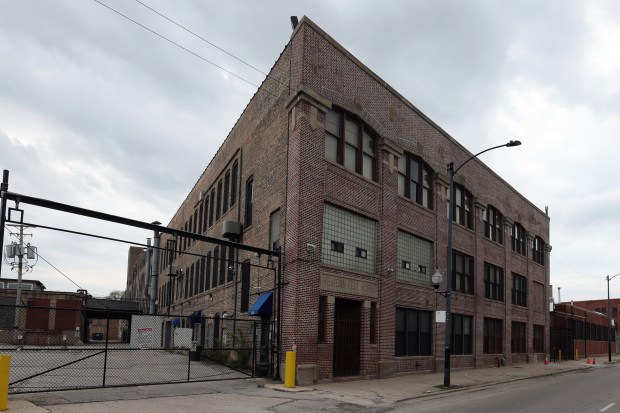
left=171, top=317, right=180, bottom=326
left=248, top=292, right=273, bottom=317
left=190, top=310, right=202, bottom=325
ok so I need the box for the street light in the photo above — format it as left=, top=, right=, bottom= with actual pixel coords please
left=443, top=139, right=521, bottom=387
left=607, top=273, right=620, bottom=362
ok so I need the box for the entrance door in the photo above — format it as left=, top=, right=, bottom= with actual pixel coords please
left=333, top=298, right=361, bottom=377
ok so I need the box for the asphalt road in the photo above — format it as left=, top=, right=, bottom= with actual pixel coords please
left=15, top=363, right=620, bottom=413
left=396, top=363, right=620, bottom=413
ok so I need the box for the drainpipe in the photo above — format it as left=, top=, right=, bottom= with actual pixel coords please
left=144, top=238, right=151, bottom=311
left=150, top=223, right=161, bottom=315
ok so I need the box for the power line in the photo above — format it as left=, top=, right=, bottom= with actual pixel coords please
left=133, top=0, right=287, bottom=88
left=92, top=0, right=282, bottom=96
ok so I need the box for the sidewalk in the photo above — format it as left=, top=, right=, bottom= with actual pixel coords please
left=267, top=357, right=606, bottom=407
left=7, top=356, right=613, bottom=412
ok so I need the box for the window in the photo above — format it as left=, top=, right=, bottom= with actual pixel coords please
left=397, top=230, right=433, bottom=286
left=219, top=246, right=227, bottom=285
left=202, top=251, right=212, bottom=291
left=240, top=260, right=250, bottom=313
left=199, top=257, right=205, bottom=293
left=483, top=318, right=503, bottom=354
left=512, top=273, right=527, bottom=307
left=453, top=251, right=474, bottom=294
left=512, top=321, right=526, bottom=353
left=183, top=221, right=188, bottom=251
left=324, top=108, right=376, bottom=180
left=203, top=197, right=209, bottom=232
left=511, top=223, right=526, bottom=256
left=397, top=153, right=433, bottom=209
left=330, top=240, right=344, bottom=253
left=534, top=324, right=545, bottom=351
left=198, top=203, right=203, bottom=235
left=484, top=205, right=503, bottom=244
left=227, top=245, right=234, bottom=282
left=370, top=302, right=377, bottom=344
left=355, top=248, right=367, bottom=259
left=216, top=180, right=222, bottom=221
left=245, top=177, right=254, bottom=228
left=533, top=236, right=545, bottom=265
left=192, top=211, right=197, bottom=236
left=212, top=247, right=219, bottom=288
left=269, top=209, right=281, bottom=251
left=452, top=314, right=473, bottom=355
left=448, top=184, right=473, bottom=229
left=184, top=267, right=190, bottom=299
left=209, top=190, right=215, bottom=227
left=231, top=161, right=238, bottom=207
left=318, top=296, right=327, bottom=344
left=191, top=263, right=197, bottom=296
left=322, top=204, right=376, bottom=274
left=484, top=263, right=504, bottom=301
left=395, top=308, right=432, bottom=356
left=223, top=171, right=230, bottom=214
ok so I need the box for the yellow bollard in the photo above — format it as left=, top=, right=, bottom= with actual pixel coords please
left=558, top=349, right=562, bottom=362
left=575, top=349, right=579, bottom=361
left=284, top=351, right=296, bottom=388
left=0, top=355, right=10, bottom=411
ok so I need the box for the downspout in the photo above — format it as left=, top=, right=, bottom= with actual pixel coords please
left=150, top=227, right=161, bottom=314
left=144, top=238, right=151, bottom=311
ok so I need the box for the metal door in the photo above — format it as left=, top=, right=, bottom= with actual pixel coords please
left=333, top=298, right=361, bottom=377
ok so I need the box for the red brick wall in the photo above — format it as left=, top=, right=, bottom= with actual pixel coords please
left=149, top=17, right=551, bottom=380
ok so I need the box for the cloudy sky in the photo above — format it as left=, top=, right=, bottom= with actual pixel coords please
left=1, top=0, right=619, bottom=300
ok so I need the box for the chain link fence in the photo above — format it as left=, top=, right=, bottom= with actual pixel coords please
left=0, top=304, right=273, bottom=393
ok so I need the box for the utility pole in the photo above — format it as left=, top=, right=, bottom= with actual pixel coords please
left=0, top=170, right=9, bottom=279
left=14, top=223, right=24, bottom=329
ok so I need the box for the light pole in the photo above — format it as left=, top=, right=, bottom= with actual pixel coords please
left=607, top=273, right=620, bottom=362
left=440, top=139, right=521, bottom=388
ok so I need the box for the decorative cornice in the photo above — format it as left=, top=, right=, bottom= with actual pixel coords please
left=286, top=84, right=332, bottom=113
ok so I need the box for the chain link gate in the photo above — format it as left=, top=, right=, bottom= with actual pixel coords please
left=0, top=304, right=274, bottom=393
left=0, top=175, right=283, bottom=393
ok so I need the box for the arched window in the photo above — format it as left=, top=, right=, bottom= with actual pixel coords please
left=398, top=153, right=433, bottom=209
left=325, top=107, right=376, bottom=181
left=483, top=205, right=503, bottom=244
left=449, top=184, right=473, bottom=229
left=245, top=176, right=254, bottom=228
left=511, top=223, right=526, bottom=256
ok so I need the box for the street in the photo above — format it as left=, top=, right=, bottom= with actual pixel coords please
left=13, top=363, right=620, bottom=413
left=396, top=364, right=620, bottom=413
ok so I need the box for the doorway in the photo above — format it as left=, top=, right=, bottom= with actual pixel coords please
left=333, top=298, right=361, bottom=377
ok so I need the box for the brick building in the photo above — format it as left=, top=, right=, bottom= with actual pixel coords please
left=552, top=302, right=616, bottom=360
left=570, top=298, right=620, bottom=333
left=138, top=16, right=551, bottom=380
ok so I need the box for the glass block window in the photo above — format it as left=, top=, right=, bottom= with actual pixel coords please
left=397, top=230, right=432, bottom=286
left=322, top=204, right=376, bottom=274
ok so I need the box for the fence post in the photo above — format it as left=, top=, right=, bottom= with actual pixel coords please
left=103, top=313, right=110, bottom=387
left=252, top=321, right=257, bottom=377
left=0, top=355, right=10, bottom=411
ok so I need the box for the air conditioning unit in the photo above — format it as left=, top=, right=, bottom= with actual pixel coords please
left=222, top=220, right=241, bottom=240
